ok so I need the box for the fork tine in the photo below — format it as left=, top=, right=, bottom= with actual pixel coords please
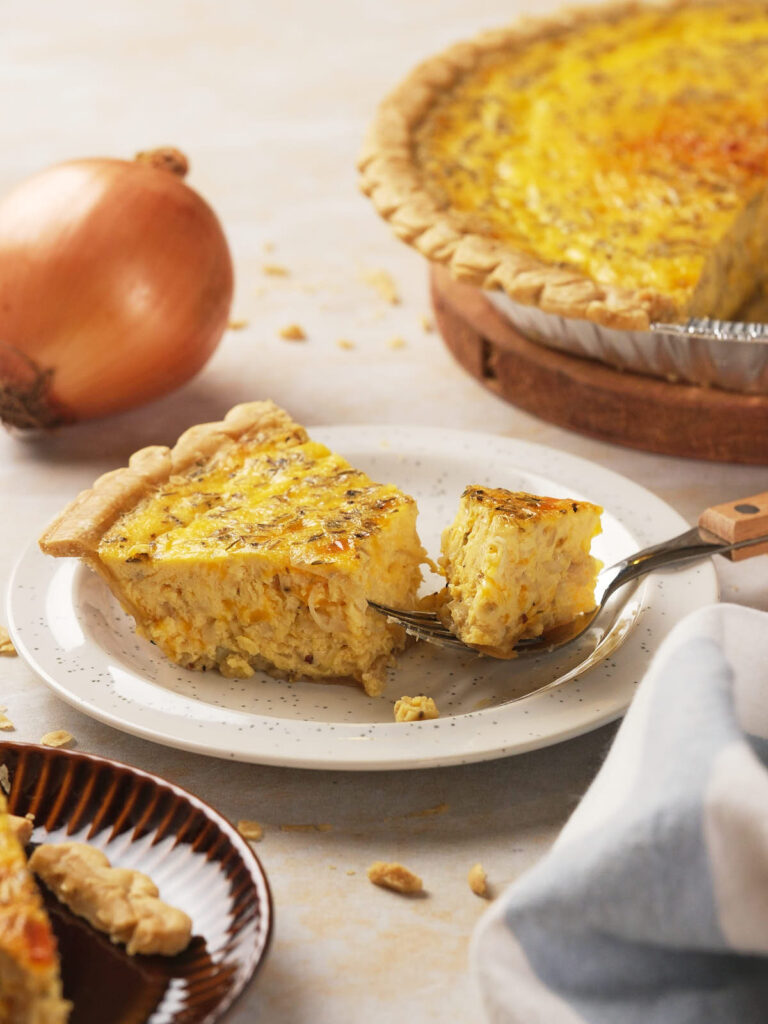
left=367, top=600, right=472, bottom=651
left=401, top=625, right=471, bottom=651
left=367, top=601, right=443, bottom=625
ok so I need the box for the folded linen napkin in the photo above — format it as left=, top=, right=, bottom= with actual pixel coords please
left=472, top=603, right=768, bottom=1024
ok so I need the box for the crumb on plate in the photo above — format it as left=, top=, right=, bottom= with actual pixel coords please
left=367, top=861, right=423, bottom=894
left=7, top=814, right=33, bottom=845
left=30, top=842, right=192, bottom=956
left=394, top=695, right=439, bottom=722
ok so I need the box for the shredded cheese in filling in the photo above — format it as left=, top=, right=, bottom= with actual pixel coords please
left=440, top=487, right=602, bottom=656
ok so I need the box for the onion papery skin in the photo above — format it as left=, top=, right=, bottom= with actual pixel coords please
left=0, top=154, right=234, bottom=428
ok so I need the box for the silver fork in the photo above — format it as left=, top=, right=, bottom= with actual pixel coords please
left=369, top=493, right=768, bottom=657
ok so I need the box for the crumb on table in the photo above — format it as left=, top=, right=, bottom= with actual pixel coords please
left=237, top=820, right=263, bottom=842
left=337, top=338, right=355, bottom=350
left=468, top=862, right=489, bottom=898
left=394, top=695, right=439, bottom=722
left=279, top=323, right=307, bottom=341
left=387, top=336, right=407, bottom=350
left=0, top=627, right=16, bottom=656
left=405, top=802, right=449, bottom=818
left=367, top=860, right=423, bottom=894
left=262, top=263, right=290, bottom=277
left=280, top=823, right=332, bottom=833
left=361, top=268, right=400, bottom=305
left=228, top=318, right=249, bottom=330
left=40, top=730, right=74, bottom=748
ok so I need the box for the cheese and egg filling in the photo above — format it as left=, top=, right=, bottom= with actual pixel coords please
left=96, top=435, right=425, bottom=696
left=440, top=487, right=602, bottom=656
left=415, top=1, right=768, bottom=319
left=0, top=796, right=70, bottom=1024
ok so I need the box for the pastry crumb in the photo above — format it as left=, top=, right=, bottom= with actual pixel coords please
left=468, top=862, right=489, bottom=898
left=40, top=730, right=74, bottom=749
left=0, top=712, right=15, bottom=731
left=367, top=861, right=423, bottom=894
left=337, top=338, right=356, bottom=350
left=262, top=263, right=290, bottom=277
left=237, top=820, right=263, bottom=842
left=387, top=336, right=407, bottom=350
left=405, top=802, right=449, bottom=818
left=420, top=314, right=434, bottom=332
left=346, top=869, right=356, bottom=876
left=279, top=323, right=307, bottom=341
left=228, top=318, right=249, bottom=330
left=8, top=814, right=33, bottom=845
left=280, top=823, right=332, bottom=833
left=0, top=627, right=16, bottom=656
left=394, top=695, right=439, bottom=722
left=361, top=268, right=400, bottom=305
left=30, top=842, right=192, bottom=956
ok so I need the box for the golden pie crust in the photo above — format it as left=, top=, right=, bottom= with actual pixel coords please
left=39, top=402, right=301, bottom=558
left=358, top=0, right=768, bottom=330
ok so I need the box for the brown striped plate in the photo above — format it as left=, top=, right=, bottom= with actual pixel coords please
left=0, top=741, right=272, bottom=1023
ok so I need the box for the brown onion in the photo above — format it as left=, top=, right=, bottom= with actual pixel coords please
left=0, top=147, right=233, bottom=429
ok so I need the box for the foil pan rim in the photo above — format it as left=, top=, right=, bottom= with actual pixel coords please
left=486, top=290, right=768, bottom=395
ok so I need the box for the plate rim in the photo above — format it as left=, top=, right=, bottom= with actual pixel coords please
left=7, top=424, right=719, bottom=770
left=0, top=737, right=274, bottom=1023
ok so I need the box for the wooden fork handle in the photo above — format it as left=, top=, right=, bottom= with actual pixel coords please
left=699, top=491, right=768, bottom=561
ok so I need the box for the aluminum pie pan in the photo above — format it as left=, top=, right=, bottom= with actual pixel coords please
left=487, top=289, right=768, bottom=395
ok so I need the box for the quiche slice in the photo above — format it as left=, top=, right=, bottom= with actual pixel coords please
left=359, top=0, right=768, bottom=329
left=439, top=486, right=602, bottom=656
left=0, top=795, right=71, bottom=1023
left=39, top=401, right=426, bottom=696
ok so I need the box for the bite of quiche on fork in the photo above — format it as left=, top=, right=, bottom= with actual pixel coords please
left=439, top=486, right=603, bottom=657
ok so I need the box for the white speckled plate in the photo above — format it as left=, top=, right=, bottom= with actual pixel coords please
left=6, top=426, right=717, bottom=770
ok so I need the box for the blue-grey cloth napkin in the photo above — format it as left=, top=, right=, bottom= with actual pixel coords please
left=472, top=603, right=768, bottom=1024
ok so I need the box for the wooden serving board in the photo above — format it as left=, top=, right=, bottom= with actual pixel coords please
left=431, top=265, right=768, bottom=464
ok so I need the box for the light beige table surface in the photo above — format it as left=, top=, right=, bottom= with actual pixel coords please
left=1, top=1, right=766, bottom=1021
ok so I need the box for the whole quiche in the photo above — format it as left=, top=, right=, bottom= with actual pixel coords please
left=359, top=0, right=768, bottom=330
